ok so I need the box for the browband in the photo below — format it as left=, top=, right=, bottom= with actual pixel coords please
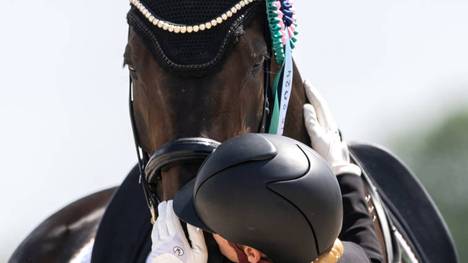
left=130, top=0, right=257, bottom=34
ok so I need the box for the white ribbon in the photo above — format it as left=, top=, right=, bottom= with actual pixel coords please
left=276, top=40, right=294, bottom=135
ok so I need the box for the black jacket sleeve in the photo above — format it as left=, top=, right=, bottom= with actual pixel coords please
left=339, top=241, right=371, bottom=263
left=337, top=173, right=384, bottom=263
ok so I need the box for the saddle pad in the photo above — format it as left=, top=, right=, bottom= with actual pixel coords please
left=91, top=165, right=152, bottom=262
left=91, top=165, right=230, bottom=263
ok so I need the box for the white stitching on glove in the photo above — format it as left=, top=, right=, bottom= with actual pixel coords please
left=146, top=201, right=208, bottom=263
left=303, top=81, right=361, bottom=177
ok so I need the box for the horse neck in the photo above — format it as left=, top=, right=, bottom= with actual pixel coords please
left=282, top=61, right=310, bottom=144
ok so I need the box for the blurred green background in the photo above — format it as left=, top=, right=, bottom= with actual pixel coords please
left=389, top=107, right=468, bottom=261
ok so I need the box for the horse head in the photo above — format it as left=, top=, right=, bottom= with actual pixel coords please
left=124, top=0, right=308, bottom=209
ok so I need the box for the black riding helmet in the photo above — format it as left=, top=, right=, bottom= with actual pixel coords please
left=173, top=133, right=343, bottom=263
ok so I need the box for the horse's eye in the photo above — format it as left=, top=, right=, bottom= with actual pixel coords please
left=251, top=57, right=265, bottom=75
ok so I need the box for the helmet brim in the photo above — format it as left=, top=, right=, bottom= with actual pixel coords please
left=173, top=178, right=213, bottom=232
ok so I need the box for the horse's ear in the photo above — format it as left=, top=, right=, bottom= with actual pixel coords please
left=123, top=28, right=132, bottom=68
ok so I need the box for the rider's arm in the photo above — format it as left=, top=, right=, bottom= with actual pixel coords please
left=303, top=81, right=383, bottom=263
left=339, top=241, right=371, bottom=263
left=338, top=173, right=383, bottom=263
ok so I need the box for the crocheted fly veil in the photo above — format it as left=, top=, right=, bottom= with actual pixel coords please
left=127, top=0, right=298, bottom=134
left=127, top=0, right=263, bottom=76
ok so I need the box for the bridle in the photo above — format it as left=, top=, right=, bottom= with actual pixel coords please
left=128, top=51, right=273, bottom=221
left=125, top=0, right=298, bottom=220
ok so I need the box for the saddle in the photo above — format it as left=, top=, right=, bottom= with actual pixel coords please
left=350, top=143, right=458, bottom=263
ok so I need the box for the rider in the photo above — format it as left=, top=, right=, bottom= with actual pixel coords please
left=146, top=83, right=383, bottom=263
left=148, top=133, right=360, bottom=263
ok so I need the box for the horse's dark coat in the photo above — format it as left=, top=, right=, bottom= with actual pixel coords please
left=9, top=189, right=115, bottom=263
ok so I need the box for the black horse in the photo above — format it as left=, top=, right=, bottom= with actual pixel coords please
left=10, top=0, right=458, bottom=262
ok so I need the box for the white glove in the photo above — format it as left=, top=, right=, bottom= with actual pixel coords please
left=303, top=81, right=361, bottom=176
left=146, top=201, right=208, bottom=263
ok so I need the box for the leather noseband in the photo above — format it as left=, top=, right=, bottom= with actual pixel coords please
left=145, top=138, right=220, bottom=183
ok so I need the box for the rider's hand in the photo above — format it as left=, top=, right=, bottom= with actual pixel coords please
left=146, top=201, right=208, bottom=263
left=303, top=81, right=361, bottom=177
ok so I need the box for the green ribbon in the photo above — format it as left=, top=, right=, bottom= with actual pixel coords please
left=268, top=63, right=284, bottom=134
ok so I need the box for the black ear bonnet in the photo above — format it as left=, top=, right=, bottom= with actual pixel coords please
left=127, top=0, right=265, bottom=76
left=174, top=134, right=343, bottom=263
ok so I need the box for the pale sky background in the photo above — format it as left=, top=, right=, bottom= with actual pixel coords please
left=1, top=0, right=468, bottom=260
